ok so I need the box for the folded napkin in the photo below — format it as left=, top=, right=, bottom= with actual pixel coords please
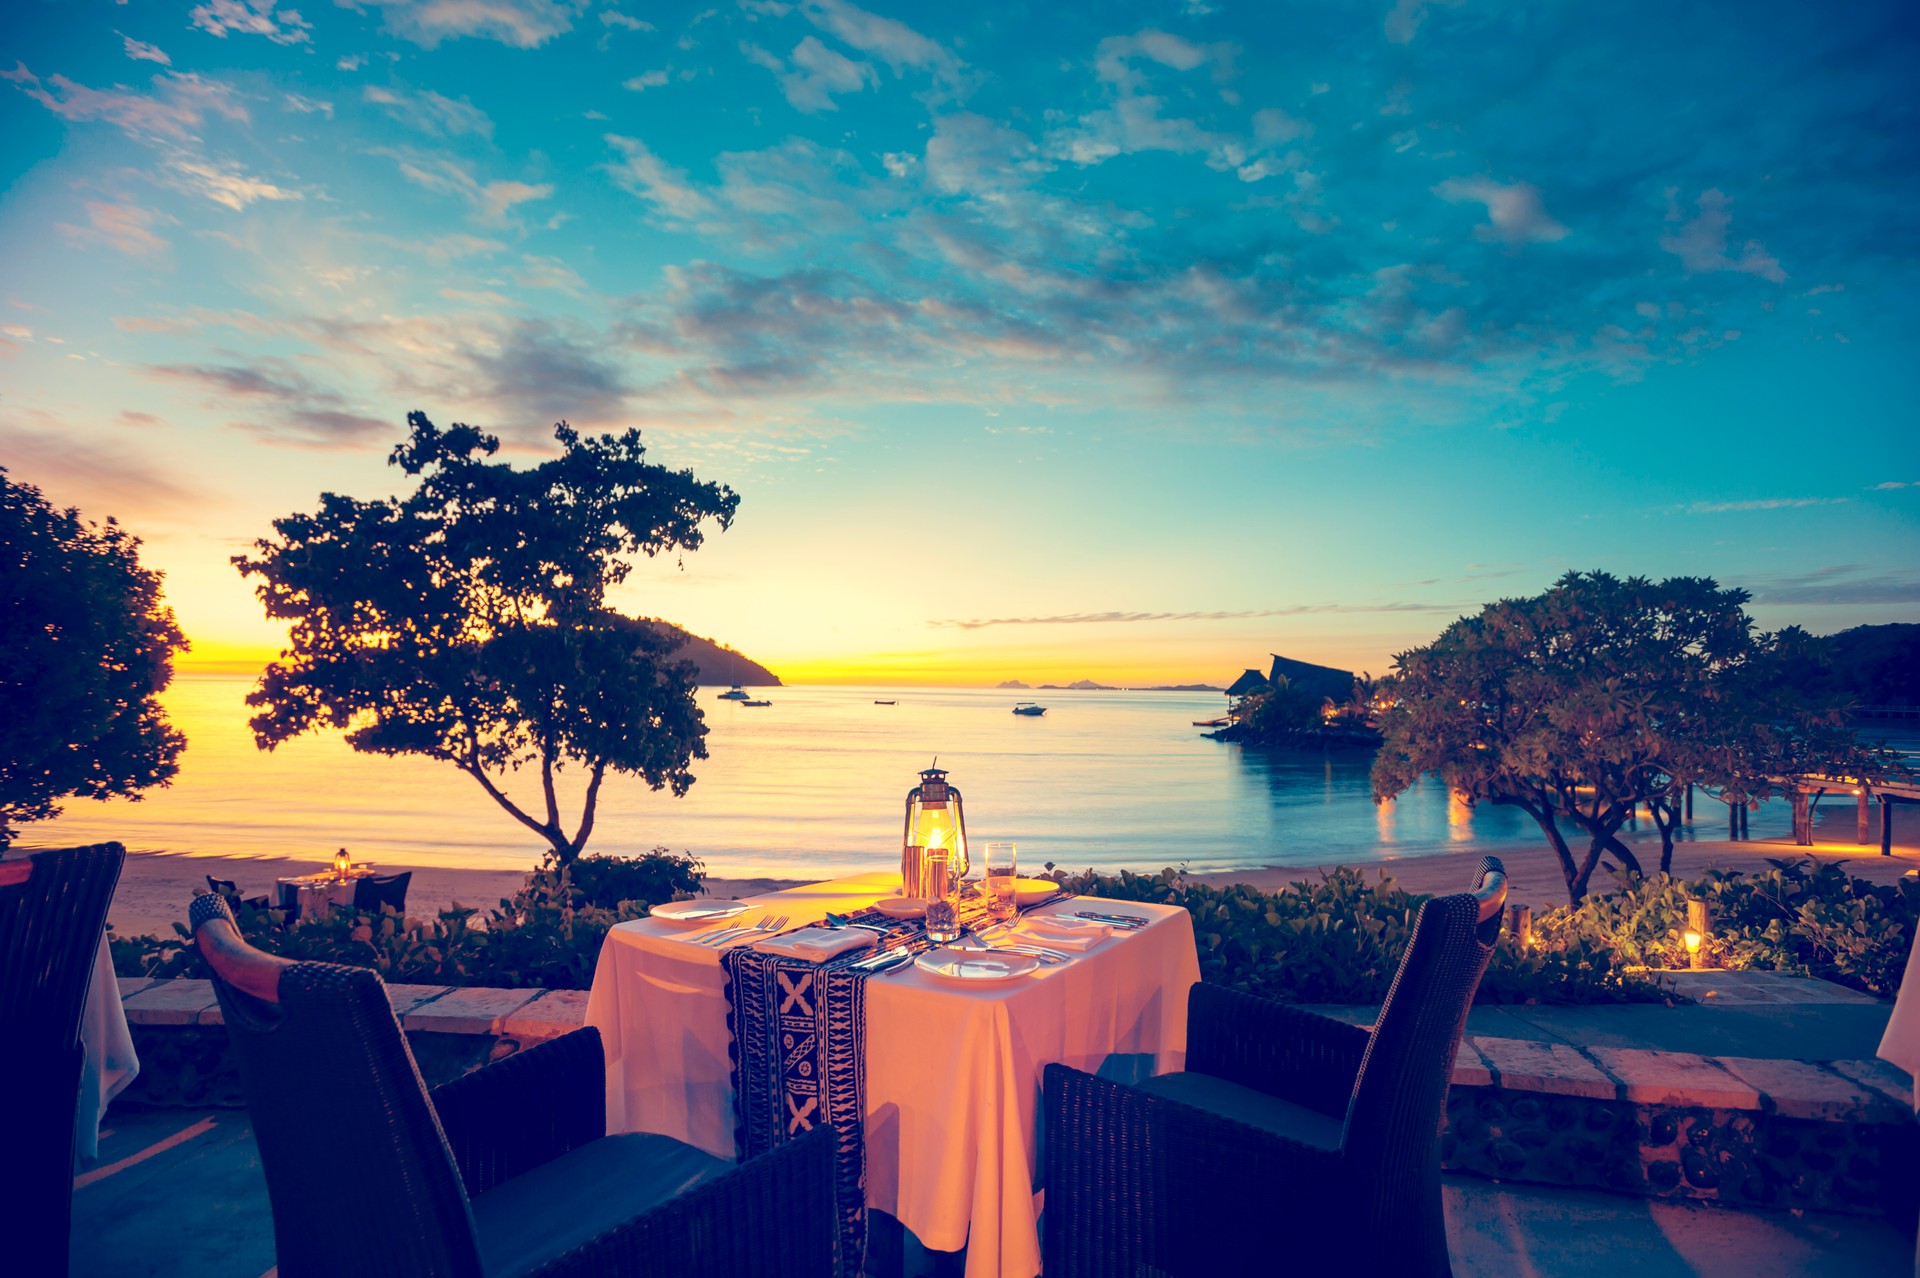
left=1024, top=915, right=1113, bottom=943
left=1012, top=920, right=1107, bottom=951
left=751, top=926, right=878, bottom=962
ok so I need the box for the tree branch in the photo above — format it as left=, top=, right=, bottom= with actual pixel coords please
left=570, top=760, right=609, bottom=856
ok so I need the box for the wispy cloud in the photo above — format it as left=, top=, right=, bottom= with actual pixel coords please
left=382, top=151, right=552, bottom=223
left=352, top=0, right=587, bottom=49
left=56, top=200, right=170, bottom=256
left=1742, top=565, right=1920, bottom=607
left=931, top=603, right=1458, bottom=630
left=121, top=36, right=171, bottom=65
left=1662, top=188, right=1786, bottom=283
left=144, top=359, right=389, bottom=450
left=164, top=156, right=302, bottom=210
left=1685, top=496, right=1846, bottom=514
left=4, top=63, right=248, bottom=143
left=363, top=85, right=493, bottom=139
left=1433, top=177, right=1568, bottom=245
left=190, top=0, right=312, bottom=45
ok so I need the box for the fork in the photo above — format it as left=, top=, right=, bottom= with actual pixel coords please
left=697, top=914, right=789, bottom=947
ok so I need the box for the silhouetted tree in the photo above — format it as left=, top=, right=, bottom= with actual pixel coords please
left=1, top=469, right=187, bottom=845
left=1371, top=572, right=1895, bottom=903
left=234, top=414, right=738, bottom=864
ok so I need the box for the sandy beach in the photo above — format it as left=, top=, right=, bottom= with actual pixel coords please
left=96, top=809, right=1918, bottom=936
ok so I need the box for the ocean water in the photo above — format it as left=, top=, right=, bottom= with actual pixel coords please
left=25, top=674, right=1899, bottom=878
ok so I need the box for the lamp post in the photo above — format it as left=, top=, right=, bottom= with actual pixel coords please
left=1685, top=899, right=1712, bottom=969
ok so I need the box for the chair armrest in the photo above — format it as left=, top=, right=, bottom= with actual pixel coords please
left=533, top=1123, right=841, bottom=1278
left=430, top=1026, right=606, bottom=1197
left=1186, top=983, right=1371, bottom=1118
left=1042, top=1063, right=1342, bottom=1278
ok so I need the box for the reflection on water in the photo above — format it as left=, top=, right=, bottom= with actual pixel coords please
left=26, top=675, right=1892, bottom=878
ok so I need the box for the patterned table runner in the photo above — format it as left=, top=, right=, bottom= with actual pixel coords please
left=722, top=894, right=1001, bottom=1276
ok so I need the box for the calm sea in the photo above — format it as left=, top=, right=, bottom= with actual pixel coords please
left=25, top=674, right=1902, bottom=878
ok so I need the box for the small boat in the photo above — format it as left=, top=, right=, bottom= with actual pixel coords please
left=717, top=685, right=750, bottom=701
left=874, top=699, right=896, bottom=705
left=1012, top=702, right=1047, bottom=717
left=1192, top=716, right=1230, bottom=727
left=742, top=699, right=773, bottom=707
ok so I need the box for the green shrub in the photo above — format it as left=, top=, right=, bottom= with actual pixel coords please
left=546, top=849, right=704, bottom=910
left=1055, top=866, right=1672, bottom=1006
left=110, top=849, right=704, bottom=990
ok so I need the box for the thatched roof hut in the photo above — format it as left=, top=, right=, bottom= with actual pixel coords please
left=1224, top=668, right=1268, bottom=698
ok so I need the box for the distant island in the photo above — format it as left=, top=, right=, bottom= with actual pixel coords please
left=996, top=679, right=1031, bottom=689
left=650, top=621, right=781, bottom=687
left=1038, top=679, right=1116, bottom=690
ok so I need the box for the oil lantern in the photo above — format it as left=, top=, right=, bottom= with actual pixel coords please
left=334, top=847, right=352, bottom=879
left=901, top=763, right=969, bottom=897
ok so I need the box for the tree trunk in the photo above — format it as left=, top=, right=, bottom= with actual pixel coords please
left=1649, top=799, right=1677, bottom=875
left=1495, top=796, right=1584, bottom=904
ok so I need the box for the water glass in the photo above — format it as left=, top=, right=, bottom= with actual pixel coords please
left=924, top=851, right=961, bottom=943
left=984, top=842, right=1018, bottom=922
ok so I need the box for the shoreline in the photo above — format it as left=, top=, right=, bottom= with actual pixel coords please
left=97, top=819, right=1919, bottom=936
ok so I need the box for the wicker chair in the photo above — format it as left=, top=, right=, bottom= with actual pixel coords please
left=1042, top=856, right=1507, bottom=1278
left=207, top=874, right=272, bottom=912
left=189, top=894, right=839, bottom=1278
left=352, top=869, right=412, bottom=914
left=0, top=842, right=127, bottom=1278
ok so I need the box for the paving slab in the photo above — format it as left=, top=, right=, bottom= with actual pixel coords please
left=1827, top=1058, right=1917, bottom=1110
left=1587, top=1046, right=1761, bottom=1109
left=122, top=979, right=221, bottom=1026
left=401, top=985, right=540, bottom=1035
left=1494, top=1003, right=1892, bottom=1061
left=385, top=983, right=454, bottom=1018
left=1663, top=971, right=1878, bottom=1006
left=1475, top=1037, right=1616, bottom=1100
left=116, top=977, right=159, bottom=1001
left=1715, top=1055, right=1904, bottom=1122
left=1450, top=1037, right=1494, bottom=1088
left=500, top=988, right=590, bottom=1041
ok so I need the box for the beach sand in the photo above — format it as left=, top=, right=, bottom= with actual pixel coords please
left=103, top=849, right=809, bottom=937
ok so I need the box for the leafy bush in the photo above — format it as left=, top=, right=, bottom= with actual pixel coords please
left=1054, top=866, right=1673, bottom=1006
left=111, top=849, right=703, bottom=991
left=1058, top=856, right=1917, bottom=1005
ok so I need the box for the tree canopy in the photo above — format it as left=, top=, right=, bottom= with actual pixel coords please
left=233, top=413, right=739, bottom=863
left=1, top=468, right=188, bottom=845
left=1370, top=571, right=1895, bottom=903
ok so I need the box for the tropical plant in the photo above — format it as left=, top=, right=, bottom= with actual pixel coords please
left=234, top=413, right=738, bottom=864
left=0, top=469, right=188, bottom=845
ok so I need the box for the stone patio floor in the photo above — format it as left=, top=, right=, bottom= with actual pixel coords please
left=69, top=1101, right=1913, bottom=1277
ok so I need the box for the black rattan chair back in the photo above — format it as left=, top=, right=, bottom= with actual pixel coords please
left=189, top=893, right=483, bottom=1278
left=1340, top=855, right=1505, bottom=1267
left=353, top=870, right=412, bottom=914
left=0, top=842, right=127, bottom=1278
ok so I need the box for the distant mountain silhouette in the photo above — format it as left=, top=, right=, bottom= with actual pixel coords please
left=646, top=620, right=781, bottom=686
left=1038, top=679, right=1116, bottom=690
left=997, top=679, right=1031, bottom=689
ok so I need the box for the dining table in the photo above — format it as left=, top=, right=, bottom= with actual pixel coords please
left=584, top=871, right=1200, bottom=1278
left=276, top=864, right=378, bottom=921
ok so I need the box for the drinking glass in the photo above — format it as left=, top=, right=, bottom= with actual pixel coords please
left=984, top=842, right=1018, bottom=922
left=924, top=850, right=962, bottom=944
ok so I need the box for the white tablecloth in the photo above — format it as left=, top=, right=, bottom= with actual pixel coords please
left=77, top=932, right=139, bottom=1162
left=585, top=872, right=1200, bottom=1278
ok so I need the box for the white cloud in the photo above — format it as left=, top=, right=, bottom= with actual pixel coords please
left=798, top=0, right=963, bottom=89
left=1434, top=177, right=1569, bottom=244
left=189, top=0, right=313, bottom=45
left=363, top=84, right=494, bottom=138
left=4, top=64, right=248, bottom=143
left=1660, top=188, right=1786, bottom=283
left=122, top=36, right=171, bottom=65
left=600, top=11, right=652, bottom=31
left=385, top=152, right=554, bottom=223
left=1870, top=481, right=1915, bottom=491
left=165, top=157, right=303, bottom=210
left=744, top=36, right=877, bottom=112
left=622, top=70, right=670, bottom=91
left=283, top=92, right=333, bottom=116
left=602, top=134, right=714, bottom=220
left=337, top=53, right=367, bottom=70
left=351, top=0, right=588, bottom=49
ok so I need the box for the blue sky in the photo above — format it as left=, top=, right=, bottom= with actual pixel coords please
left=2, top=0, right=1915, bottom=684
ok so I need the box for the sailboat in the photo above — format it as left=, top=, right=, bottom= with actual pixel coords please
left=715, top=649, right=751, bottom=700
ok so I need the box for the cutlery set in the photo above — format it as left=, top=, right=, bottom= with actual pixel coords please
left=689, top=914, right=789, bottom=946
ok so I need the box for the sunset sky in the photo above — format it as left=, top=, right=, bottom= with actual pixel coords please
left=3, top=0, right=1915, bottom=687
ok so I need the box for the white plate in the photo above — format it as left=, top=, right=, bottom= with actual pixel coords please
left=873, top=897, right=929, bottom=919
left=649, top=900, right=749, bottom=924
left=914, top=947, right=1040, bottom=984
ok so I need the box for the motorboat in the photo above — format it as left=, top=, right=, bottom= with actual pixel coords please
left=874, top=699, right=897, bottom=705
left=742, top=699, right=772, bottom=707
left=1012, top=702, right=1047, bottom=716
left=717, top=685, right=750, bottom=701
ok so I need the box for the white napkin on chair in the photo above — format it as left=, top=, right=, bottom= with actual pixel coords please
left=751, top=927, right=878, bottom=961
